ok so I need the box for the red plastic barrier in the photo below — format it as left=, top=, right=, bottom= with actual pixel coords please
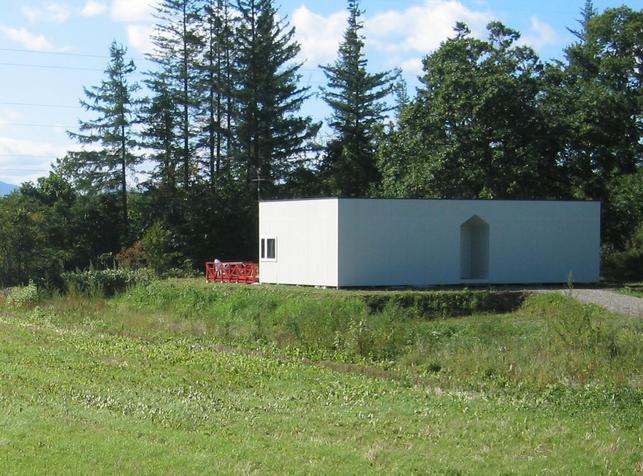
left=205, top=261, right=259, bottom=284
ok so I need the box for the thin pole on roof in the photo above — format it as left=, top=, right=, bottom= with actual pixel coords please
left=252, top=168, right=267, bottom=202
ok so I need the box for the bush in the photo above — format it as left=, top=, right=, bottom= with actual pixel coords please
left=602, top=224, right=643, bottom=281
left=361, top=289, right=525, bottom=319
left=115, top=241, right=146, bottom=269
left=62, top=268, right=154, bottom=297
left=141, top=222, right=184, bottom=275
left=5, top=281, right=40, bottom=309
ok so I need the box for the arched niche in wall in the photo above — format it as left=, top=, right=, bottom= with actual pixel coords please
left=460, top=215, right=489, bottom=280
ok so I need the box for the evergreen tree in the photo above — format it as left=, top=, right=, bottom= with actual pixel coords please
left=234, top=0, right=319, bottom=195
left=551, top=6, right=642, bottom=199
left=320, top=0, right=396, bottom=197
left=66, top=41, right=143, bottom=241
left=149, top=0, right=203, bottom=189
left=568, top=0, right=597, bottom=41
left=142, top=72, right=178, bottom=190
left=197, top=0, right=237, bottom=187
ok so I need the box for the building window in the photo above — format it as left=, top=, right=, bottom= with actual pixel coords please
left=261, top=237, right=276, bottom=261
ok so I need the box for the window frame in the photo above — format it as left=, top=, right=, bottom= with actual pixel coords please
left=260, top=236, right=277, bottom=262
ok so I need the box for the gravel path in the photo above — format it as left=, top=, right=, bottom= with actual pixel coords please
left=548, top=288, right=643, bottom=317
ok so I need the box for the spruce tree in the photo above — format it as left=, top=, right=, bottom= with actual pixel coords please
left=197, top=0, right=237, bottom=187
left=148, top=0, right=203, bottom=189
left=142, top=72, right=178, bottom=190
left=568, top=0, right=597, bottom=41
left=234, top=0, right=319, bottom=195
left=66, top=41, right=143, bottom=241
left=320, top=0, right=396, bottom=197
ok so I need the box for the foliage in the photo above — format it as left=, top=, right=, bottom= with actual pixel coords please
left=602, top=169, right=643, bottom=251
left=320, top=0, right=396, bottom=196
left=1, top=300, right=640, bottom=474
left=61, top=268, right=153, bottom=297
left=64, top=42, right=143, bottom=241
left=115, top=241, right=145, bottom=270
left=197, top=0, right=237, bottom=186
left=111, top=280, right=641, bottom=393
left=140, top=222, right=184, bottom=275
left=378, top=21, right=554, bottom=199
left=617, top=285, right=643, bottom=299
left=4, top=281, right=40, bottom=309
left=559, top=6, right=642, bottom=199
left=234, top=0, right=319, bottom=194
left=148, top=0, right=204, bottom=189
left=3, top=3, right=642, bottom=286
left=603, top=224, right=643, bottom=281
left=0, top=174, right=122, bottom=289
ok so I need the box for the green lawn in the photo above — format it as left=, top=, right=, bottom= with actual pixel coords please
left=0, top=282, right=641, bottom=474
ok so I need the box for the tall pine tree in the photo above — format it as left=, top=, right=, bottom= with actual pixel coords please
left=320, top=0, right=396, bottom=197
left=148, top=0, right=203, bottom=189
left=142, top=72, right=178, bottom=190
left=568, top=0, right=597, bottom=41
left=197, top=0, right=237, bottom=187
left=66, top=41, right=143, bottom=241
left=234, top=0, right=319, bottom=196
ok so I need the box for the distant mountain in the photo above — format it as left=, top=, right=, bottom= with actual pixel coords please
left=0, top=181, right=17, bottom=196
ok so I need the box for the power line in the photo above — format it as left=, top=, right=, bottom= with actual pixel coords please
left=0, top=47, right=151, bottom=62
left=0, top=122, right=72, bottom=129
left=0, top=62, right=103, bottom=72
left=0, top=168, right=50, bottom=172
left=0, top=101, right=81, bottom=109
left=0, top=47, right=109, bottom=59
left=0, top=153, right=60, bottom=159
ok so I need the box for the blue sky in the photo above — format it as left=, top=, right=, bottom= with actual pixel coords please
left=0, top=0, right=639, bottom=185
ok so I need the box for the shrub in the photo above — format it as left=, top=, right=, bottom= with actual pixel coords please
left=602, top=224, right=643, bottom=281
left=140, top=222, right=184, bottom=275
left=362, top=290, right=525, bottom=319
left=115, top=241, right=146, bottom=269
left=62, top=268, right=154, bottom=297
left=5, top=281, right=40, bottom=309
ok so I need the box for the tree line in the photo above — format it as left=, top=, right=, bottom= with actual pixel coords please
left=0, top=0, right=641, bottom=287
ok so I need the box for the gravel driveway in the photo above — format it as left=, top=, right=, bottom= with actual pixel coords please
left=550, top=288, right=643, bottom=317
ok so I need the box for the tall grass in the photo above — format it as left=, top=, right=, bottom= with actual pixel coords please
left=107, top=282, right=643, bottom=392
left=4, top=279, right=639, bottom=395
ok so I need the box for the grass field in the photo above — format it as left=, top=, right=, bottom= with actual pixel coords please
left=0, top=280, right=641, bottom=474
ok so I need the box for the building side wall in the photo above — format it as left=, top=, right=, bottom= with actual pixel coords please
left=259, top=199, right=338, bottom=286
left=338, top=200, right=600, bottom=287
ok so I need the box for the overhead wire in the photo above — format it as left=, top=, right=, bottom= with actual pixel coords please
left=0, top=101, right=81, bottom=109
left=0, top=123, right=72, bottom=128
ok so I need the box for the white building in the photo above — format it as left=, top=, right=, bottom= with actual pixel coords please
left=258, top=198, right=601, bottom=287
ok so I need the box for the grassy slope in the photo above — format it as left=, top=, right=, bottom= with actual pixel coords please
left=0, top=281, right=641, bottom=474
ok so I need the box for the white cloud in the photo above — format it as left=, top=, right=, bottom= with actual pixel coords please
left=22, top=3, right=71, bottom=23
left=400, top=57, right=424, bottom=75
left=81, top=1, right=108, bottom=17
left=127, top=24, right=155, bottom=53
left=0, top=25, right=54, bottom=50
left=292, top=6, right=347, bottom=66
left=366, top=0, right=491, bottom=54
left=0, top=137, right=67, bottom=184
left=519, top=16, right=560, bottom=51
left=111, top=0, right=155, bottom=23
left=292, top=1, right=492, bottom=68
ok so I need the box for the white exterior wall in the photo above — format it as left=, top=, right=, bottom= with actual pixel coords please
left=338, top=199, right=600, bottom=286
left=259, top=199, right=339, bottom=286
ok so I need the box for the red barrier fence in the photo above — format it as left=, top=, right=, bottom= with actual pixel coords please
left=205, top=261, right=259, bottom=284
